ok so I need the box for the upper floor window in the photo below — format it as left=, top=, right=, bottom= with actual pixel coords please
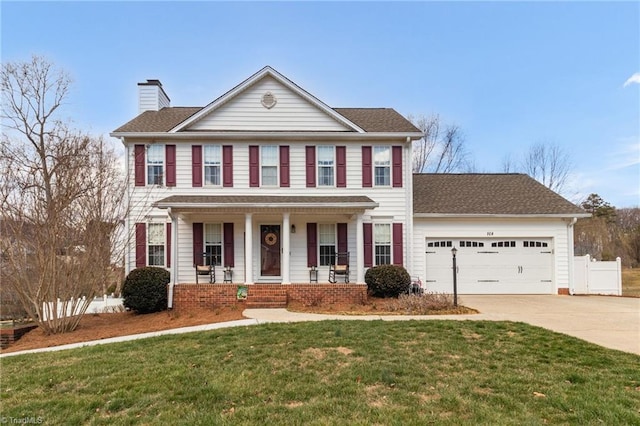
left=261, top=146, right=278, bottom=186
left=374, top=223, right=391, bottom=265
left=147, top=145, right=164, bottom=185
left=373, top=146, right=390, bottom=186
left=318, top=224, right=336, bottom=266
left=204, top=145, right=221, bottom=186
left=317, top=146, right=335, bottom=186
left=147, top=223, right=165, bottom=266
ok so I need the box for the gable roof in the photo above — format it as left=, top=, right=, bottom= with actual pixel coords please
left=112, top=66, right=421, bottom=135
left=413, top=174, right=589, bottom=217
left=171, top=66, right=364, bottom=133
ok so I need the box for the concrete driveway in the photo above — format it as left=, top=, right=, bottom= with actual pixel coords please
left=459, top=295, right=640, bottom=355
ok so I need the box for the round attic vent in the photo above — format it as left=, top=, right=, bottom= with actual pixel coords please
left=261, top=91, right=277, bottom=109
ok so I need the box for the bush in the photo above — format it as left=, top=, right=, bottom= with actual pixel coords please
left=122, top=267, right=169, bottom=314
left=365, top=265, right=411, bottom=298
left=386, top=293, right=456, bottom=314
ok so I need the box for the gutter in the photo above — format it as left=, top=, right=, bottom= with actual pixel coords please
left=413, top=213, right=591, bottom=219
left=109, top=131, right=424, bottom=141
left=567, top=217, right=578, bottom=295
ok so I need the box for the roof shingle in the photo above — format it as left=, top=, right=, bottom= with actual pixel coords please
left=413, top=174, right=587, bottom=216
left=112, top=107, right=419, bottom=134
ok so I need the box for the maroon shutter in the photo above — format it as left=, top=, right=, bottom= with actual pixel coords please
left=223, top=145, right=233, bottom=187
left=249, top=145, right=259, bottom=187
left=392, top=146, right=403, bottom=188
left=305, top=146, right=316, bottom=187
left=307, top=223, right=317, bottom=267
left=134, top=145, right=145, bottom=187
left=393, top=223, right=403, bottom=265
left=135, top=223, right=146, bottom=267
left=337, top=223, right=348, bottom=253
left=363, top=223, right=373, bottom=267
left=193, top=222, right=203, bottom=266
left=166, top=223, right=172, bottom=268
left=362, top=146, right=372, bottom=188
left=223, top=222, right=234, bottom=267
left=192, top=145, right=202, bottom=187
left=165, top=145, right=176, bottom=187
left=280, top=145, right=290, bottom=187
left=336, top=146, right=346, bottom=188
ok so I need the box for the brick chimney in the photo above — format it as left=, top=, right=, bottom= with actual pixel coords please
left=137, top=79, right=170, bottom=114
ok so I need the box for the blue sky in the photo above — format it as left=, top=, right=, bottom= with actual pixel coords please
left=2, top=1, right=639, bottom=207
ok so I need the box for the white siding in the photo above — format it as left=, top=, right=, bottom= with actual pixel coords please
left=124, top=140, right=411, bottom=284
left=138, top=84, right=170, bottom=114
left=186, top=77, right=351, bottom=131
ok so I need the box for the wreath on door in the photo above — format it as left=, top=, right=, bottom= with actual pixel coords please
left=265, top=232, right=278, bottom=246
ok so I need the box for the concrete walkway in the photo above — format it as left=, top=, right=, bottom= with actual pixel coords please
left=2, top=295, right=638, bottom=358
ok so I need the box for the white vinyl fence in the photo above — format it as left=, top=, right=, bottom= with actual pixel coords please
left=573, top=255, right=622, bottom=296
left=42, top=296, right=124, bottom=320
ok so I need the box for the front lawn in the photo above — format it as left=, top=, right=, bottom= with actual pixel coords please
left=2, top=321, right=639, bottom=425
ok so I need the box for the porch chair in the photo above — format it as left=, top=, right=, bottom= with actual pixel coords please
left=195, top=252, right=216, bottom=284
left=328, top=252, right=350, bottom=283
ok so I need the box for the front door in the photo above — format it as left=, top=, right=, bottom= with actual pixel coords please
left=260, top=225, right=281, bottom=277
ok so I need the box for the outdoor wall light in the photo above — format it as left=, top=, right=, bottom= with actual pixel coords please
left=291, top=224, right=296, bottom=233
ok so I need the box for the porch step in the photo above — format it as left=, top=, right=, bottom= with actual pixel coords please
left=245, top=290, right=288, bottom=309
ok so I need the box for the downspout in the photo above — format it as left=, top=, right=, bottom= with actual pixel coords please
left=167, top=207, right=177, bottom=309
left=567, top=217, right=577, bottom=295
left=405, top=136, right=413, bottom=274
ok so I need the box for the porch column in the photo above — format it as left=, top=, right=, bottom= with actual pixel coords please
left=356, top=213, right=364, bottom=284
left=245, top=213, right=253, bottom=284
left=282, top=212, right=291, bottom=284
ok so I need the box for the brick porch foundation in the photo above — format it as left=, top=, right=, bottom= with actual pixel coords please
left=171, top=283, right=367, bottom=310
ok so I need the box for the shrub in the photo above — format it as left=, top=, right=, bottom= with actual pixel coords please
left=365, top=265, right=411, bottom=298
left=122, top=267, right=169, bottom=314
left=386, top=293, right=456, bottom=314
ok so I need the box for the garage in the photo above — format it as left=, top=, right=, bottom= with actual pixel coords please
left=424, top=238, right=554, bottom=294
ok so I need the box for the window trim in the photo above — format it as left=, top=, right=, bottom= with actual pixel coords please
left=317, top=145, right=336, bottom=187
left=203, top=144, right=222, bottom=187
left=146, top=144, right=164, bottom=186
left=260, top=145, right=279, bottom=187
left=374, top=223, right=392, bottom=265
left=204, top=223, right=223, bottom=266
left=318, top=223, right=337, bottom=266
left=147, top=223, right=165, bottom=266
left=373, top=146, right=391, bottom=187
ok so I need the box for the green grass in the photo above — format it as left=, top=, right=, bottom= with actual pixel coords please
left=623, top=268, right=640, bottom=297
left=2, top=321, right=639, bottom=425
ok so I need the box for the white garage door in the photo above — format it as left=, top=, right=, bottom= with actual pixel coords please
left=424, top=238, right=553, bottom=294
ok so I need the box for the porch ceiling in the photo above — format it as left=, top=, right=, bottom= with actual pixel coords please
left=153, top=195, right=378, bottom=214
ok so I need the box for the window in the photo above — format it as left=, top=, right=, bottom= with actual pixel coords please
left=318, top=224, right=336, bottom=266
left=460, top=241, right=484, bottom=248
left=374, top=224, right=391, bottom=265
left=491, top=241, right=516, bottom=248
left=147, top=223, right=165, bottom=266
left=204, top=145, right=221, bottom=186
left=317, top=146, right=335, bottom=186
left=204, top=224, right=222, bottom=266
left=523, top=241, right=548, bottom=248
left=373, top=146, right=391, bottom=186
left=147, top=145, right=164, bottom=185
left=261, top=146, right=278, bottom=186
left=427, top=241, right=452, bottom=248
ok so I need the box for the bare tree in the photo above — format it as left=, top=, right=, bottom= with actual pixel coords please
left=1, top=55, right=126, bottom=334
left=409, top=114, right=471, bottom=173
left=522, top=142, right=571, bottom=193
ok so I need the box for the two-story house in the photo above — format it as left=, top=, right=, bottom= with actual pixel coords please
left=111, top=66, right=587, bottom=309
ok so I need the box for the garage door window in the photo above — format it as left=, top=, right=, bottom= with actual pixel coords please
left=523, top=241, right=548, bottom=248
left=460, top=241, right=484, bottom=247
left=491, top=241, right=516, bottom=248
left=427, top=241, right=452, bottom=248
